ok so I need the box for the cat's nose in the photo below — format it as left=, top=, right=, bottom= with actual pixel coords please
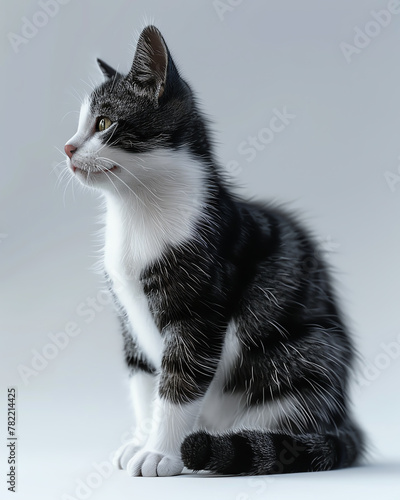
left=64, top=144, right=77, bottom=159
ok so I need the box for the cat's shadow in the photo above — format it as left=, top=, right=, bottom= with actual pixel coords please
left=179, top=461, right=400, bottom=479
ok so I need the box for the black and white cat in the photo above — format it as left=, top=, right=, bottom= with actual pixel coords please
left=64, top=26, right=364, bottom=477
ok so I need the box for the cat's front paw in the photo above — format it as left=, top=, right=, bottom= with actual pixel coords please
left=113, top=441, right=143, bottom=470
left=127, top=449, right=184, bottom=477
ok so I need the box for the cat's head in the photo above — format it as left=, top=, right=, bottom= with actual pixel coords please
left=64, top=26, right=204, bottom=194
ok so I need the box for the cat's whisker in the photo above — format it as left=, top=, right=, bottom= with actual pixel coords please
left=51, top=160, right=68, bottom=175
left=98, top=157, right=165, bottom=203
left=101, top=168, right=124, bottom=204
left=100, top=164, right=149, bottom=208
left=80, top=78, right=96, bottom=93
left=55, top=167, right=70, bottom=190
left=68, top=87, right=86, bottom=105
left=62, top=172, right=76, bottom=206
left=110, top=65, right=121, bottom=92
left=54, top=145, right=67, bottom=157
left=93, top=127, right=120, bottom=155
left=59, top=110, right=80, bottom=123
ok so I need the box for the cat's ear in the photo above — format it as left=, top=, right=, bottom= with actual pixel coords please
left=128, top=26, right=168, bottom=100
left=97, top=58, right=120, bottom=80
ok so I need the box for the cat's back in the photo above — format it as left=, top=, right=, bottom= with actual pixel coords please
left=224, top=197, right=325, bottom=277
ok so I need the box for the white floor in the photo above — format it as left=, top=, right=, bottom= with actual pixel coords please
left=16, top=456, right=400, bottom=500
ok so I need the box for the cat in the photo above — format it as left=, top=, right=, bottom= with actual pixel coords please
left=64, top=25, right=364, bottom=477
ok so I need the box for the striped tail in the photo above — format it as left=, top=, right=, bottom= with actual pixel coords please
left=181, top=426, right=364, bottom=475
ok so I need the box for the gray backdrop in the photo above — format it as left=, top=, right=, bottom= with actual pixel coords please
left=1, top=0, right=399, bottom=498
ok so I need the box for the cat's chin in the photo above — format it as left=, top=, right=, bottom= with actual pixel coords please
left=71, top=165, right=118, bottom=175
left=70, top=164, right=120, bottom=188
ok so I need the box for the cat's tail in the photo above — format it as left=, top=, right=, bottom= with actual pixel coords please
left=181, top=424, right=364, bottom=475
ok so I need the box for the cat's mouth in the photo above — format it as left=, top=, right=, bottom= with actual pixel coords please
left=71, top=164, right=118, bottom=175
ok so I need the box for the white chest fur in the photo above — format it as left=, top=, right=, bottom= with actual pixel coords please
left=104, top=198, right=164, bottom=371
left=101, top=148, right=207, bottom=371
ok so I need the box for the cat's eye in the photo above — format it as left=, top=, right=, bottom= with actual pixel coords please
left=97, top=117, right=112, bottom=132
